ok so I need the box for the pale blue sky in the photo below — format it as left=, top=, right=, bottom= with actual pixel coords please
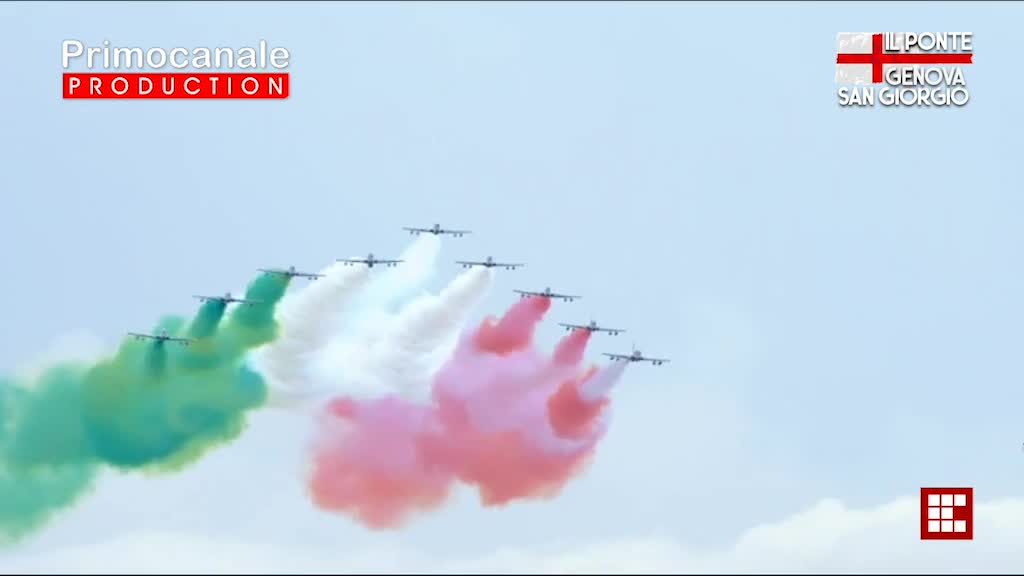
left=2, top=0, right=1023, bottom=561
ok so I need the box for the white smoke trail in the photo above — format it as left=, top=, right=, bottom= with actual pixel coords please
left=313, top=266, right=494, bottom=403
left=579, top=360, right=628, bottom=402
left=255, top=235, right=438, bottom=403
left=255, top=264, right=371, bottom=407
left=381, top=266, right=493, bottom=360
left=257, top=235, right=488, bottom=408
left=337, top=235, right=442, bottom=332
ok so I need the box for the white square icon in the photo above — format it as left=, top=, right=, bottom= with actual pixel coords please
left=928, top=494, right=940, bottom=506
left=928, top=507, right=941, bottom=519
left=954, top=494, right=966, bottom=506
left=929, top=520, right=940, bottom=532
left=941, top=494, right=953, bottom=506
left=941, top=507, right=953, bottom=519
left=954, top=520, right=966, bottom=532
left=942, top=520, right=953, bottom=532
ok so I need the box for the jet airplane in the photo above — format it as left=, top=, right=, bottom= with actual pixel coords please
left=560, top=320, right=624, bottom=335
left=258, top=266, right=323, bottom=279
left=404, top=224, right=471, bottom=237
left=514, top=287, right=580, bottom=302
left=193, top=292, right=263, bottom=306
left=456, top=256, right=524, bottom=270
left=128, top=329, right=193, bottom=346
left=603, top=345, right=669, bottom=365
left=338, top=253, right=403, bottom=268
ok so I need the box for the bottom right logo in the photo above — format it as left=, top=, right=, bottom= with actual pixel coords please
left=920, top=487, right=973, bottom=540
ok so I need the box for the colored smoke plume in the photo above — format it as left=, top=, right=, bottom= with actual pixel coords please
left=314, top=265, right=494, bottom=402
left=0, top=272, right=289, bottom=542
left=309, top=396, right=449, bottom=528
left=0, top=371, right=96, bottom=543
left=257, top=263, right=371, bottom=406
left=308, top=295, right=625, bottom=527
left=261, top=236, right=493, bottom=405
left=336, top=235, right=442, bottom=332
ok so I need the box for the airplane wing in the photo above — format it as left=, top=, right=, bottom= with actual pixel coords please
left=458, top=260, right=522, bottom=268
left=405, top=227, right=471, bottom=236
left=127, top=333, right=191, bottom=345
left=549, top=292, right=581, bottom=300
left=259, top=268, right=321, bottom=278
left=641, top=356, right=670, bottom=364
left=518, top=290, right=578, bottom=300
left=193, top=295, right=227, bottom=303
left=603, top=353, right=630, bottom=360
left=558, top=323, right=584, bottom=330
left=337, top=257, right=401, bottom=267
left=236, top=298, right=263, bottom=305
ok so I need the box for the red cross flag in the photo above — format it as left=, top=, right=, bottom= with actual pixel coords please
left=835, top=32, right=973, bottom=84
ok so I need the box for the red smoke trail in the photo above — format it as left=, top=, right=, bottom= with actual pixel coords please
left=308, top=296, right=624, bottom=527
left=308, top=396, right=451, bottom=528
left=553, top=326, right=590, bottom=365
left=548, top=366, right=607, bottom=440
left=474, top=295, right=550, bottom=353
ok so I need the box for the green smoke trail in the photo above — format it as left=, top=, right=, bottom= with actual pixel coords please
left=81, top=272, right=290, bottom=469
left=0, top=370, right=97, bottom=544
left=188, top=300, right=228, bottom=340
left=0, top=272, right=290, bottom=541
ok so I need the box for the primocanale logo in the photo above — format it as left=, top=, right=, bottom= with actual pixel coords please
left=61, top=39, right=290, bottom=99
left=835, top=32, right=973, bottom=107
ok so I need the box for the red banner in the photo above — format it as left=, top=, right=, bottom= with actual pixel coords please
left=63, top=73, right=289, bottom=99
